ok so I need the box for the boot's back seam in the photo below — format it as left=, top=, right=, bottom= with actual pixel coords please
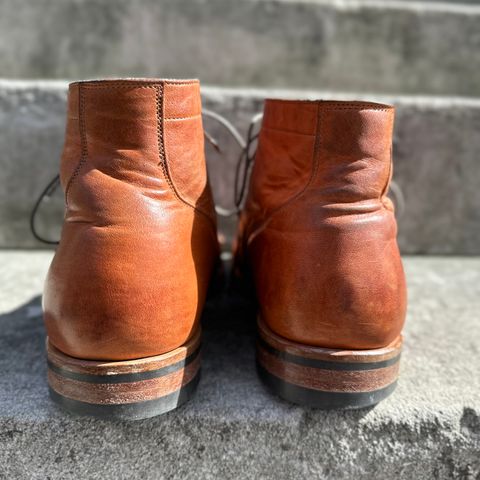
left=246, top=103, right=322, bottom=245
left=155, top=85, right=217, bottom=232
left=62, top=81, right=217, bottom=233
left=65, top=84, right=88, bottom=207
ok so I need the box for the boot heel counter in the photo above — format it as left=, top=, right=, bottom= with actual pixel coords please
left=43, top=221, right=216, bottom=361
left=252, top=209, right=407, bottom=350
left=326, top=241, right=407, bottom=349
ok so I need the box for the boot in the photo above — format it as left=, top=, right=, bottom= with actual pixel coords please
left=43, top=79, right=219, bottom=419
left=235, top=99, right=407, bottom=408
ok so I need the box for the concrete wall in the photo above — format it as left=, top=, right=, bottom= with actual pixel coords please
left=1, top=81, right=479, bottom=253
left=0, top=0, right=479, bottom=95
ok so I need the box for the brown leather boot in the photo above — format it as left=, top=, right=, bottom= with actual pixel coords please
left=43, top=79, right=219, bottom=419
left=235, top=99, right=407, bottom=408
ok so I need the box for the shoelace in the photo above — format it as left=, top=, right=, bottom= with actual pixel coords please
left=30, top=110, right=404, bottom=244
left=30, top=174, right=62, bottom=245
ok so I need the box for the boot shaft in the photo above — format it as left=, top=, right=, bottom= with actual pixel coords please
left=60, top=79, right=215, bottom=226
left=247, top=99, right=395, bottom=216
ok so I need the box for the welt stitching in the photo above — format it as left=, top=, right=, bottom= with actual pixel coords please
left=155, top=85, right=216, bottom=230
left=65, top=85, right=88, bottom=206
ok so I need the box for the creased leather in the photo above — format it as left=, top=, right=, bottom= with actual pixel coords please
left=236, top=99, right=407, bottom=350
left=43, top=79, right=218, bottom=361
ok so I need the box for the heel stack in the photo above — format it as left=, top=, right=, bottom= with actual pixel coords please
left=256, top=319, right=402, bottom=409
left=47, top=329, right=201, bottom=420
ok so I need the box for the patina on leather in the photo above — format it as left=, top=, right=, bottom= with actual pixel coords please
left=235, top=99, right=407, bottom=350
left=43, top=79, right=218, bottom=361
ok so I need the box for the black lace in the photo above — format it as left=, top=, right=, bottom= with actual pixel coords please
left=233, top=113, right=263, bottom=211
left=30, top=174, right=61, bottom=245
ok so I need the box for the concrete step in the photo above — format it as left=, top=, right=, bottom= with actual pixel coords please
left=0, top=0, right=479, bottom=96
left=0, top=252, right=479, bottom=479
left=1, top=79, right=479, bottom=254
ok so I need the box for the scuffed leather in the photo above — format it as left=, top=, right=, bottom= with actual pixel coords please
left=236, top=100, right=407, bottom=350
left=44, top=79, right=218, bottom=361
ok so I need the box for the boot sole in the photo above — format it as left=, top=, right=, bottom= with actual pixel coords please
left=46, top=328, right=201, bottom=420
left=256, top=319, right=402, bottom=409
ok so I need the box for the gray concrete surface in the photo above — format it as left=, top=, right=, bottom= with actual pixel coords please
left=1, top=80, right=480, bottom=254
left=0, top=252, right=479, bottom=479
left=1, top=0, right=480, bottom=96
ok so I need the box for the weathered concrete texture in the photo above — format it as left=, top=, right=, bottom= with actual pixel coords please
left=1, top=80, right=480, bottom=254
left=0, top=252, right=479, bottom=479
left=0, top=81, right=66, bottom=247
left=0, top=0, right=480, bottom=95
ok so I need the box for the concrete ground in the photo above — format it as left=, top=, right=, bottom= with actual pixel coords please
left=0, top=252, right=479, bottom=479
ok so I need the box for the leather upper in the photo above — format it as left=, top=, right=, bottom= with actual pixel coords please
left=44, top=79, right=218, bottom=361
left=236, top=99, right=407, bottom=350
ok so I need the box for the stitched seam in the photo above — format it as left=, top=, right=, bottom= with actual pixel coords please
left=155, top=85, right=217, bottom=231
left=320, top=107, right=391, bottom=111
left=266, top=99, right=392, bottom=110
left=79, top=80, right=198, bottom=89
left=156, top=84, right=169, bottom=179
left=77, top=82, right=198, bottom=89
left=164, top=81, right=199, bottom=86
left=65, top=85, right=87, bottom=206
left=82, top=84, right=158, bottom=90
left=165, top=114, right=202, bottom=120
left=246, top=104, right=322, bottom=244
left=320, top=102, right=391, bottom=109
